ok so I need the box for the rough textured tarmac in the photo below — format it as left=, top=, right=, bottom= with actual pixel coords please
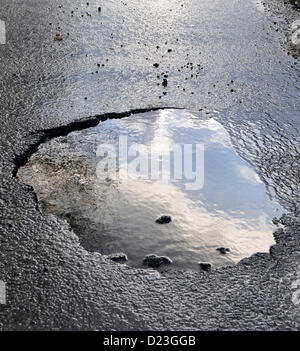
left=0, top=0, right=299, bottom=330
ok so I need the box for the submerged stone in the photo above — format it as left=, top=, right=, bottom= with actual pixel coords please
left=199, top=263, right=212, bottom=272
left=216, top=247, right=230, bottom=254
left=143, top=254, right=173, bottom=267
left=108, top=253, right=128, bottom=262
left=156, top=215, right=172, bottom=224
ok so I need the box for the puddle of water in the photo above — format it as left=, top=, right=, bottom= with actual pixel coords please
left=18, top=109, right=283, bottom=270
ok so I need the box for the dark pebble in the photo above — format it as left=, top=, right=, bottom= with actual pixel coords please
left=156, top=215, right=172, bottom=224
left=108, top=253, right=128, bottom=262
left=216, top=247, right=230, bottom=254
left=143, top=254, right=173, bottom=267
left=199, top=263, right=212, bottom=272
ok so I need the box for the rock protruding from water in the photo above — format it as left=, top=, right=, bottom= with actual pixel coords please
left=156, top=215, right=172, bottom=224
left=143, top=254, right=173, bottom=267
left=108, top=253, right=128, bottom=262
left=216, top=247, right=230, bottom=254
left=199, top=262, right=212, bottom=272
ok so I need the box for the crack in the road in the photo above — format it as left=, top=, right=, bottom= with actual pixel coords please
left=12, top=107, right=184, bottom=177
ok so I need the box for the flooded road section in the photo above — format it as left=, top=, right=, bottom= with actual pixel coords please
left=18, top=109, right=284, bottom=270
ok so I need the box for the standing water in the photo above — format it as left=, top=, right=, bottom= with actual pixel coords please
left=18, top=109, right=283, bottom=270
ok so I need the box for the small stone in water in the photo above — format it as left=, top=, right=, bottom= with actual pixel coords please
left=108, top=253, right=128, bottom=262
left=199, top=263, right=212, bottom=272
left=143, top=254, right=173, bottom=267
left=156, top=215, right=172, bottom=224
left=216, top=247, right=230, bottom=254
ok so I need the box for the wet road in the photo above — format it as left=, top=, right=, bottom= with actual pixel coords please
left=0, top=0, right=299, bottom=330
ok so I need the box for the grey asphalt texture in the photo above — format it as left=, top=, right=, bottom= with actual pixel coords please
left=0, top=0, right=299, bottom=330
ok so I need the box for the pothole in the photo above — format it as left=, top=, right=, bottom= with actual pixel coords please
left=18, top=109, right=283, bottom=271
